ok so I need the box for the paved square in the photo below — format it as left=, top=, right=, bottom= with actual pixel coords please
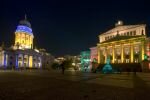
left=0, top=70, right=150, bottom=100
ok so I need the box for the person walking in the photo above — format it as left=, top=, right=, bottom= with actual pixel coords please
left=62, top=66, right=65, bottom=74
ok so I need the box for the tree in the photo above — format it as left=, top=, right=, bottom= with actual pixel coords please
left=51, top=62, right=60, bottom=69
left=60, top=59, right=73, bottom=69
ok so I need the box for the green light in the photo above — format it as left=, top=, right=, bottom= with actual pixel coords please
left=144, top=54, right=148, bottom=60
left=80, top=51, right=90, bottom=71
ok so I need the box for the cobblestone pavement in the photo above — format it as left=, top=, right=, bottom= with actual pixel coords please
left=0, top=70, right=150, bottom=100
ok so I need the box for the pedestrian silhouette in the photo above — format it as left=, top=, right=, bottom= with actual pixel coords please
left=62, top=66, right=65, bottom=74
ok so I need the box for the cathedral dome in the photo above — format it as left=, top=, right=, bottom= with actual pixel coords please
left=19, top=19, right=31, bottom=28
left=15, top=15, right=33, bottom=35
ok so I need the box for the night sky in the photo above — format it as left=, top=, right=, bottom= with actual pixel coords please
left=0, top=0, right=150, bottom=57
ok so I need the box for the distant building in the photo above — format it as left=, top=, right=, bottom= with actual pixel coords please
left=54, top=57, right=65, bottom=64
left=64, top=55, right=81, bottom=70
left=39, top=49, right=54, bottom=69
left=80, top=51, right=91, bottom=71
left=89, top=47, right=98, bottom=69
left=0, top=16, right=53, bottom=69
left=54, top=55, right=81, bottom=70
left=97, top=20, right=150, bottom=64
left=90, top=47, right=98, bottom=62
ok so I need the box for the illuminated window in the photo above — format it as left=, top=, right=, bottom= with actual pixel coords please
left=24, top=63, right=26, bottom=67
left=19, top=63, right=21, bottom=67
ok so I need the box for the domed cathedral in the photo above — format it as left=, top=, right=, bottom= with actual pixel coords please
left=14, top=15, right=34, bottom=50
left=0, top=15, right=54, bottom=70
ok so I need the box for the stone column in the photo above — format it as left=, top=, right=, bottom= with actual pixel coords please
left=4, top=53, right=7, bottom=69
left=40, top=56, right=42, bottom=68
left=121, top=43, right=124, bottom=63
left=15, top=54, right=18, bottom=69
left=142, top=41, right=145, bottom=61
left=130, top=42, right=134, bottom=63
left=112, top=44, right=115, bottom=63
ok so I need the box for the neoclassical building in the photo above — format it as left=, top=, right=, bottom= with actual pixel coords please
left=97, top=21, right=150, bottom=64
left=0, top=16, right=53, bottom=69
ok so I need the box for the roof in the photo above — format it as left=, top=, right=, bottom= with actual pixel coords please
left=100, top=24, right=146, bottom=36
left=15, top=25, right=33, bottom=35
left=101, top=35, right=146, bottom=43
left=19, top=19, right=31, bottom=28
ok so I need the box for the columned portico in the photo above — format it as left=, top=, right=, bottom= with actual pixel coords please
left=98, top=36, right=146, bottom=64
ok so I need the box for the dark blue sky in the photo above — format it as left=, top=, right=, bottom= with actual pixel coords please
left=0, top=0, right=150, bottom=56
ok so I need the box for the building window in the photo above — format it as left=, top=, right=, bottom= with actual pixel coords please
left=18, top=57, right=22, bottom=60
left=124, top=33, right=126, bottom=36
left=127, top=32, right=129, bottom=36
left=133, top=31, right=136, bottom=35
left=125, top=59, right=130, bottom=63
left=142, top=30, right=144, bottom=35
left=10, top=56, right=13, bottom=59
left=9, top=62, right=12, bottom=66
left=130, top=32, right=132, bottom=36
left=24, top=63, right=26, bottom=67
left=134, top=54, right=139, bottom=63
left=19, top=63, right=21, bottom=67
left=125, top=55, right=130, bottom=59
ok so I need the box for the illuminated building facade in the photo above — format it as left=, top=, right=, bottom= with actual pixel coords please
left=80, top=51, right=91, bottom=71
left=89, top=47, right=98, bottom=70
left=97, top=21, right=149, bottom=64
left=90, top=47, right=98, bottom=62
left=64, top=55, right=81, bottom=70
left=0, top=16, right=51, bottom=69
left=14, top=17, right=34, bottom=49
